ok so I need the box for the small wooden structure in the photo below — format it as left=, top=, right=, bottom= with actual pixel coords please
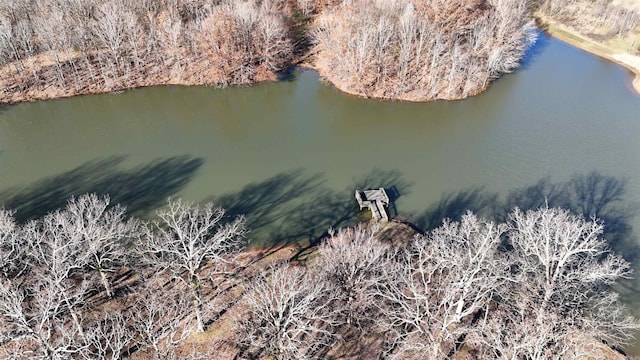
left=355, top=187, right=390, bottom=222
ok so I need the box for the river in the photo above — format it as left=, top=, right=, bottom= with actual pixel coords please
left=1, top=32, right=640, bottom=353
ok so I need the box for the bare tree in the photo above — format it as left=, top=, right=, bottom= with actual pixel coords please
left=506, top=207, right=637, bottom=344
left=312, top=0, right=536, bottom=101
left=473, top=207, right=639, bottom=358
left=311, top=224, right=395, bottom=329
left=1, top=0, right=299, bottom=104
left=537, top=0, right=640, bottom=53
left=83, top=312, right=133, bottom=360
left=509, top=207, right=630, bottom=325
left=257, top=12, right=293, bottom=73
left=196, top=0, right=294, bottom=85
left=25, top=214, right=90, bottom=341
left=0, top=209, right=26, bottom=279
left=2, top=187, right=638, bottom=359
left=50, top=194, right=138, bottom=298
left=130, top=285, right=198, bottom=360
left=0, top=208, right=93, bottom=358
left=0, top=20, right=11, bottom=72
left=296, top=0, right=315, bottom=15
left=14, top=18, right=39, bottom=83
left=143, top=199, right=246, bottom=333
left=0, top=14, right=23, bottom=74
left=375, top=213, right=506, bottom=359
left=581, top=292, right=640, bottom=347
left=0, top=278, right=87, bottom=359
left=239, top=264, right=338, bottom=360
left=91, top=1, right=131, bottom=84
left=472, top=307, right=576, bottom=360
left=32, top=9, right=68, bottom=86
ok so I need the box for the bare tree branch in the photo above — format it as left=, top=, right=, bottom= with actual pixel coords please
left=144, top=199, right=246, bottom=332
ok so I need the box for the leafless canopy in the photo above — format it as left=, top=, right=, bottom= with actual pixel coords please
left=0, top=193, right=638, bottom=359
left=239, top=264, right=338, bottom=360
left=313, top=0, right=537, bottom=100
left=143, top=199, right=247, bottom=332
left=0, top=0, right=295, bottom=103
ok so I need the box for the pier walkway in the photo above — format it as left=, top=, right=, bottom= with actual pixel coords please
left=355, top=188, right=390, bottom=222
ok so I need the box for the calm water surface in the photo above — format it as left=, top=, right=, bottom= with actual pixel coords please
left=1, top=33, right=640, bottom=352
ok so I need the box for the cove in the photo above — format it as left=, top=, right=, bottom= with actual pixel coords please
left=1, top=33, right=640, bottom=353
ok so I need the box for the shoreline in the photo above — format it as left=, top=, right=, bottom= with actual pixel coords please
left=0, top=59, right=281, bottom=106
left=536, top=15, right=640, bottom=95
left=2, top=23, right=638, bottom=106
left=303, top=60, right=487, bottom=103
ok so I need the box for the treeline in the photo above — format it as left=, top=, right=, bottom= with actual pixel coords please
left=4, top=0, right=636, bottom=104
left=536, top=0, right=640, bottom=52
left=1, top=194, right=637, bottom=359
left=0, top=195, right=247, bottom=359
left=311, top=0, right=537, bottom=100
left=0, top=0, right=295, bottom=103
left=0, top=0, right=540, bottom=104
left=242, top=210, right=638, bottom=359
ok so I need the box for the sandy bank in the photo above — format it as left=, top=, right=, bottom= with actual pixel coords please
left=536, top=15, right=640, bottom=95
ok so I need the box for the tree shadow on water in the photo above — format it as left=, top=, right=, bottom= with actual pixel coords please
left=210, top=168, right=412, bottom=249
left=0, top=103, right=11, bottom=114
left=212, top=169, right=325, bottom=233
left=414, top=171, right=639, bottom=266
left=414, top=186, right=500, bottom=231
left=279, top=168, right=413, bottom=248
left=0, top=155, right=204, bottom=222
left=500, top=173, right=639, bottom=265
left=276, top=66, right=299, bottom=82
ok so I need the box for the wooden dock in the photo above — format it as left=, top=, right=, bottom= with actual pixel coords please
left=355, top=188, right=390, bottom=222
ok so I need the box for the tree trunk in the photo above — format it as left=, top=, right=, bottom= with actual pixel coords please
left=100, top=269, right=113, bottom=298
left=191, top=276, right=205, bottom=332
left=195, top=299, right=205, bottom=333
left=56, top=282, right=86, bottom=340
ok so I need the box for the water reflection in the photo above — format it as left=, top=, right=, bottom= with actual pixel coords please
left=519, top=30, right=551, bottom=70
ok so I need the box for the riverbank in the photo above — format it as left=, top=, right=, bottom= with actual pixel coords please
left=535, top=14, right=640, bottom=95
left=186, top=219, right=630, bottom=360
left=308, top=0, right=535, bottom=102
left=2, top=0, right=638, bottom=105
left=308, top=59, right=490, bottom=102
left=176, top=219, right=630, bottom=360
left=0, top=0, right=537, bottom=105
left=0, top=0, right=295, bottom=106
left=0, top=53, right=282, bottom=105
left=0, top=55, right=278, bottom=105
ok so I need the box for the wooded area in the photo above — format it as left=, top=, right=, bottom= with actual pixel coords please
left=0, top=0, right=542, bottom=103
left=536, top=0, right=640, bottom=53
left=311, top=0, right=537, bottom=100
left=2, top=0, right=636, bottom=103
left=1, top=194, right=637, bottom=359
left=0, top=0, right=295, bottom=103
